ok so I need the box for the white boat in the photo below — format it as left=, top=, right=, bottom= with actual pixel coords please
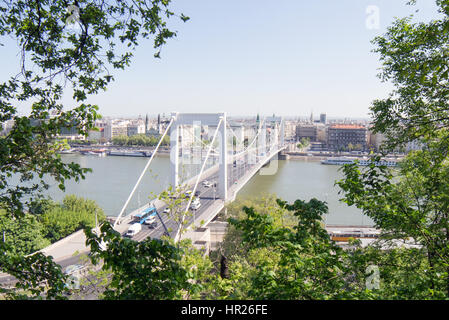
left=107, top=150, right=151, bottom=157
left=321, top=156, right=398, bottom=167
left=86, top=151, right=106, bottom=157
left=58, top=149, right=75, bottom=154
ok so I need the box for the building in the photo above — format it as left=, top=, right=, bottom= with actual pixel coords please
left=104, top=120, right=129, bottom=140
left=127, top=118, right=145, bottom=137
left=296, top=124, right=317, bottom=142
left=283, top=120, right=297, bottom=140
left=87, top=127, right=104, bottom=141
left=406, top=139, right=424, bottom=152
left=327, top=124, right=367, bottom=151
left=316, top=123, right=327, bottom=143
left=367, top=131, right=385, bottom=152
left=320, top=113, right=326, bottom=124
left=58, top=125, right=85, bottom=141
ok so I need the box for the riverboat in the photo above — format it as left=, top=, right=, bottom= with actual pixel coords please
left=107, top=150, right=151, bottom=157
left=328, top=229, right=380, bottom=242
left=321, top=157, right=398, bottom=167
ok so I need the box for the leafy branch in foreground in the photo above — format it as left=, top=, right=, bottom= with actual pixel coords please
left=1, top=0, right=188, bottom=299
left=85, top=222, right=194, bottom=299
left=369, top=0, right=449, bottom=151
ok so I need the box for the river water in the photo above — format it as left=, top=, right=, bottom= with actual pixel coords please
left=45, top=154, right=372, bottom=226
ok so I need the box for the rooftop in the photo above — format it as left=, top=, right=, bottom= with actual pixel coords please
left=329, top=124, right=365, bottom=129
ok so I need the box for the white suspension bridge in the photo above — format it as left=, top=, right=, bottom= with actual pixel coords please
left=111, top=112, right=287, bottom=247
left=0, top=112, right=289, bottom=285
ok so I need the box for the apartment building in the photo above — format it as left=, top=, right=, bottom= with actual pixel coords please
left=327, top=124, right=367, bottom=151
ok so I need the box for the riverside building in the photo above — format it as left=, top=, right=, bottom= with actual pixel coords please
left=327, top=124, right=367, bottom=151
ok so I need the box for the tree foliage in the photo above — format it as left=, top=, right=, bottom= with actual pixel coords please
left=370, top=0, right=449, bottom=150
left=85, top=222, right=209, bottom=300
left=337, top=139, right=449, bottom=297
left=336, top=0, right=449, bottom=299
left=0, top=0, right=187, bottom=299
left=0, top=0, right=187, bottom=218
left=41, top=195, right=105, bottom=242
left=225, top=198, right=351, bottom=299
left=216, top=196, right=449, bottom=300
left=112, top=133, right=169, bottom=147
left=0, top=209, right=51, bottom=256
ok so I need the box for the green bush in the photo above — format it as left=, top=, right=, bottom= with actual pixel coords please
left=41, top=195, right=106, bottom=243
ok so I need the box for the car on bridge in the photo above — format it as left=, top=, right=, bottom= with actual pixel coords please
left=143, top=215, right=157, bottom=225
left=190, top=198, right=201, bottom=210
left=184, top=190, right=192, bottom=196
left=125, top=223, right=142, bottom=237
left=134, top=207, right=157, bottom=224
left=202, top=180, right=212, bottom=188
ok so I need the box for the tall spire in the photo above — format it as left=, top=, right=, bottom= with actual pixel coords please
left=145, top=114, right=149, bottom=135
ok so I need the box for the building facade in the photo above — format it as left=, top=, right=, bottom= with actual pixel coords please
left=296, top=124, right=317, bottom=142
left=104, top=120, right=129, bottom=140
left=127, top=122, right=145, bottom=137
left=327, top=124, right=367, bottom=151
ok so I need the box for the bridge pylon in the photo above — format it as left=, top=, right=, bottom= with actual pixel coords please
left=170, top=112, right=228, bottom=200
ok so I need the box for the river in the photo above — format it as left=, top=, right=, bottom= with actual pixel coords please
left=44, top=154, right=372, bottom=226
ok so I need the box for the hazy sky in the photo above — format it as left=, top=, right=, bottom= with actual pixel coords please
left=1, top=0, right=443, bottom=119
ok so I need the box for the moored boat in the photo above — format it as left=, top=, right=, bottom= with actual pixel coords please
left=321, top=156, right=398, bottom=167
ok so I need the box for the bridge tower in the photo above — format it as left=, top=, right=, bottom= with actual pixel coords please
left=170, top=112, right=228, bottom=200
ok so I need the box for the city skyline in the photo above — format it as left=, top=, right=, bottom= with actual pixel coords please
left=1, top=0, right=443, bottom=119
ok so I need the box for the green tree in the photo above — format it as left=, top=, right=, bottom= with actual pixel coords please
left=156, top=184, right=195, bottom=241
left=1, top=0, right=187, bottom=215
left=112, top=135, right=129, bottom=146
left=337, top=140, right=449, bottom=298
left=336, top=0, right=449, bottom=299
left=0, top=210, right=51, bottom=256
left=369, top=0, right=449, bottom=150
left=297, top=137, right=310, bottom=150
left=1, top=1, right=188, bottom=298
left=85, top=222, right=195, bottom=299
left=217, top=194, right=297, bottom=260
left=347, top=143, right=354, bottom=151
left=41, top=195, right=105, bottom=242
left=224, top=198, right=351, bottom=299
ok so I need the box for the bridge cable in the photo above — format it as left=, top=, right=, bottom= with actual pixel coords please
left=174, top=117, right=224, bottom=243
